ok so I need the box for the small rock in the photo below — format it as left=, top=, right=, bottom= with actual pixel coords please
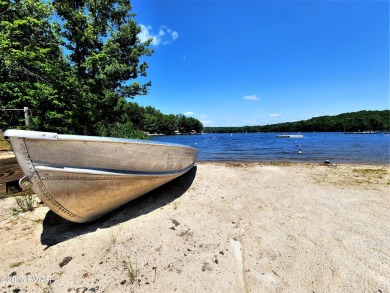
left=59, top=256, right=73, bottom=268
left=171, top=219, right=180, bottom=226
left=202, top=262, right=212, bottom=272
left=120, top=280, right=126, bottom=285
left=10, top=272, right=17, bottom=277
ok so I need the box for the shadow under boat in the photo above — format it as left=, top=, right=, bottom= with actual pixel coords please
left=40, top=166, right=197, bottom=248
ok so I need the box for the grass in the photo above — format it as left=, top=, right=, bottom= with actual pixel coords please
left=123, top=256, right=139, bottom=284
left=11, top=190, right=37, bottom=215
left=10, top=261, right=23, bottom=268
left=172, top=200, right=180, bottom=210
left=352, top=168, right=388, bottom=182
left=0, top=131, right=11, bottom=151
left=32, top=218, right=43, bottom=224
left=109, top=228, right=119, bottom=245
left=155, top=245, right=162, bottom=253
left=264, top=161, right=293, bottom=166
left=352, top=168, right=388, bottom=176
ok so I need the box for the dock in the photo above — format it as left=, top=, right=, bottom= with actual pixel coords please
left=0, top=155, right=23, bottom=197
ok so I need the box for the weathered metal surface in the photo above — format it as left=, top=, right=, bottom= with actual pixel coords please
left=4, top=130, right=198, bottom=222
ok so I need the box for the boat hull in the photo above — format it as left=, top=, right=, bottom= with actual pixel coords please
left=276, top=134, right=303, bottom=138
left=4, top=130, right=197, bottom=222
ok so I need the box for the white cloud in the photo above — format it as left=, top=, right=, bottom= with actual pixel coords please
left=139, top=24, right=179, bottom=46
left=184, top=111, right=194, bottom=115
left=243, top=95, right=260, bottom=101
left=138, top=25, right=156, bottom=44
left=201, top=120, right=213, bottom=125
left=269, top=113, right=280, bottom=117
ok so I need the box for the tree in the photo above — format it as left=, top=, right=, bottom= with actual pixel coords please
left=53, top=0, right=153, bottom=135
left=0, top=1, right=205, bottom=137
left=0, top=0, right=74, bottom=132
left=122, top=100, right=145, bottom=130
left=160, top=114, right=178, bottom=135
left=176, top=114, right=188, bottom=133
left=174, top=114, right=203, bottom=134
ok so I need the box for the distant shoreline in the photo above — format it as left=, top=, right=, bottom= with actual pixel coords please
left=203, top=110, right=390, bottom=133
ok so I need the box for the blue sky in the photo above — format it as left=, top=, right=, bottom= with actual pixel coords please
left=132, top=0, right=389, bottom=127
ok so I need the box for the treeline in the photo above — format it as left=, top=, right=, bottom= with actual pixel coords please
left=0, top=0, right=202, bottom=139
left=204, top=110, right=390, bottom=133
left=103, top=101, right=203, bottom=136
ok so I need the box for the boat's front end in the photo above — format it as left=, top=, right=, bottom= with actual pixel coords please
left=4, top=129, right=198, bottom=222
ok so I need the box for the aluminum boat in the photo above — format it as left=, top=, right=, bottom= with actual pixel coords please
left=4, top=129, right=197, bottom=223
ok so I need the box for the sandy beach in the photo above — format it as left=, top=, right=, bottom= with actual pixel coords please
left=0, top=161, right=389, bottom=292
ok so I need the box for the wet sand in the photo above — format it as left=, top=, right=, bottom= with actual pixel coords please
left=0, top=162, right=389, bottom=292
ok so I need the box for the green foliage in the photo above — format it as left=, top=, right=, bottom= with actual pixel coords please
left=52, top=0, right=153, bottom=135
left=12, top=191, right=37, bottom=214
left=176, top=114, right=203, bottom=134
left=204, top=110, right=390, bottom=133
left=109, top=101, right=203, bottom=135
left=102, top=121, right=147, bottom=140
left=0, top=0, right=72, bottom=132
left=123, top=256, right=139, bottom=284
left=0, top=0, right=203, bottom=137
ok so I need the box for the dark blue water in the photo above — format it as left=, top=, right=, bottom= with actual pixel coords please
left=151, top=132, right=390, bottom=164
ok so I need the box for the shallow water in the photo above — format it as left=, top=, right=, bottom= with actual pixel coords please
left=151, top=132, right=390, bottom=164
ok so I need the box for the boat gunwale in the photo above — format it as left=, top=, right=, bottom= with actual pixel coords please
left=4, top=129, right=197, bottom=151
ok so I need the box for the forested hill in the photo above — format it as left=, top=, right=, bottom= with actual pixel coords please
left=204, top=110, right=390, bottom=133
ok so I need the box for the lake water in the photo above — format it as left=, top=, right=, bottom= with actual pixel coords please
left=151, top=132, right=390, bottom=164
